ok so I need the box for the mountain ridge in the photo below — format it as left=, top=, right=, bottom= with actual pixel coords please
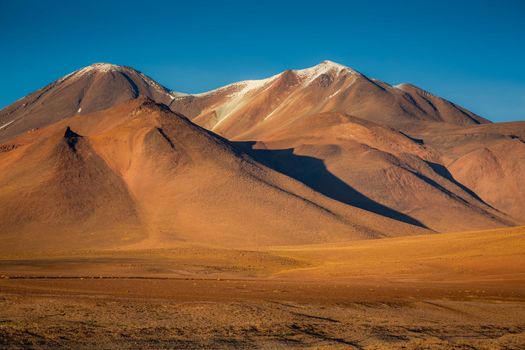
left=0, top=61, right=523, bottom=254
left=170, top=60, right=490, bottom=138
left=1, top=60, right=490, bottom=144
left=0, top=97, right=430, bottom=254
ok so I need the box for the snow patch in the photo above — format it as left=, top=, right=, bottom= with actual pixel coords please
left=193, top=72, right=282, bottom=99
left=0, top=120, right=15, bottom=130
left=263, top=107, right=280, bottom=121
left=89, top=63, right=120, bottom=73
left=170, top=91, right=189, bottom=99
left=189, top=72, right=285, bottom=129
left=208, top=75, right=282, bottom=129
left=65, top=63, right=122, bottom=80
left=295, top=60, right=358, bottom=86
left=187, top=60, right=358, bottom=99
left=61, top=63, right=180, bottom=100
left=328, top=88, right=342, bottom=99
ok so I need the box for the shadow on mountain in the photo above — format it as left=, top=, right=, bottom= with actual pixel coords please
left=235, top=141, right=428, bottom=229
left=425, top=161, right=496, bottom=210
left=399, top=131, right=424, bottom=145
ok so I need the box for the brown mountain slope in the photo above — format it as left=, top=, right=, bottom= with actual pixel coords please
left=0, top=124, right=142, bottom=253
left=0, top=98, right=427, bottom=254
left=0, top=63, right=178, bottom=143
left=0, top=62, right=520, bottom=236
left=408, top=121, right=525, bottom=222
left=233, top=112, right=513, bottom=232
left=170, top=60, right=490, bottom=140
left=168, top=61, right=520, bottom=231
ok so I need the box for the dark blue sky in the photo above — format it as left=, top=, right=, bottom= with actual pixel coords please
left=1, top=0, right=524, bottom=121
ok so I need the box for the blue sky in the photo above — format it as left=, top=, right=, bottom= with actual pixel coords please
left=1, top=0, right=524, bottom=122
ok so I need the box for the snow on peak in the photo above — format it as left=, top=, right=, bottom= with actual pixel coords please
left=66, top=62, right=125, bottom=79
left=89, top=62, right=121, bottom=72
left=192, top=72, right=282, bottom=99
left=320, top=60, right=351, bottom=70
left=60, top=63, right=176, bottom=97
left=191, top=61, right=358, bottom=98
left=297, top=60, right=358, bottom=76
left=294, top=60, right=360, bottom=85
left=233, top=74, right=281, bottom=94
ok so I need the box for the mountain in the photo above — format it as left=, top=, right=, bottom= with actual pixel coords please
left=412, top=121, right=525, bottom=222
left=0, top=61, right=523, bottom=253
left=0, top=63, right=180, bottom=143
left=0, top=98, right=426, bottom=254
left=169, top=61, right=518, bottom=230
left=170, top=60, right=490, bottom=141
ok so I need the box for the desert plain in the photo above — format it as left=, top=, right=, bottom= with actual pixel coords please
left=1, top=226, right=524, bottom=349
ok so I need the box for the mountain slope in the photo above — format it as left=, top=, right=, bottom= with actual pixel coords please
left=0, top=98, right=427, bottom=254
left=169, top=61, right=513, bottom=231
left=233, top=112, right=513, bottom=232
left=0, top=61, right=521, bottom=240
left=410, top=121, right=525, bottom=222
left=0, top=63, right=178, bottom=143
left=170, top=60, right=490, bottom=140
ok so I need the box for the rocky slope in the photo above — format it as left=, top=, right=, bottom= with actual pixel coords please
left=0, top=63, right=179, bottom=143
left=0, top=61, right=522, bottom=252
left=0, top=98, right=426, bottom=254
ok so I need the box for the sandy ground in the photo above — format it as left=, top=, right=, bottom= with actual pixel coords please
left=1, top=279, right=524, bottom=349
left=1, top=227, right=524, bottom=349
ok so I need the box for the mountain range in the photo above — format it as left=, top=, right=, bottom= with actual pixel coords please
left=0, top=61, right=523, bottom=254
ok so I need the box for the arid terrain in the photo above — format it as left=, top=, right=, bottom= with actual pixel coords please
left=1, top=226, right=524, bottom=349
left=1, top=61, right=524, bottom=348
left=2, top=282, right=524, bottom=349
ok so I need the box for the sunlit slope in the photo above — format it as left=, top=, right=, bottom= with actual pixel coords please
left=0, top=98, right=426, bottom=254
left=272, top=226, right=525, bottom=283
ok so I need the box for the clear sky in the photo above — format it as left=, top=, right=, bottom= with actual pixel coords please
left=1, top=0, right=524, bottom=122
